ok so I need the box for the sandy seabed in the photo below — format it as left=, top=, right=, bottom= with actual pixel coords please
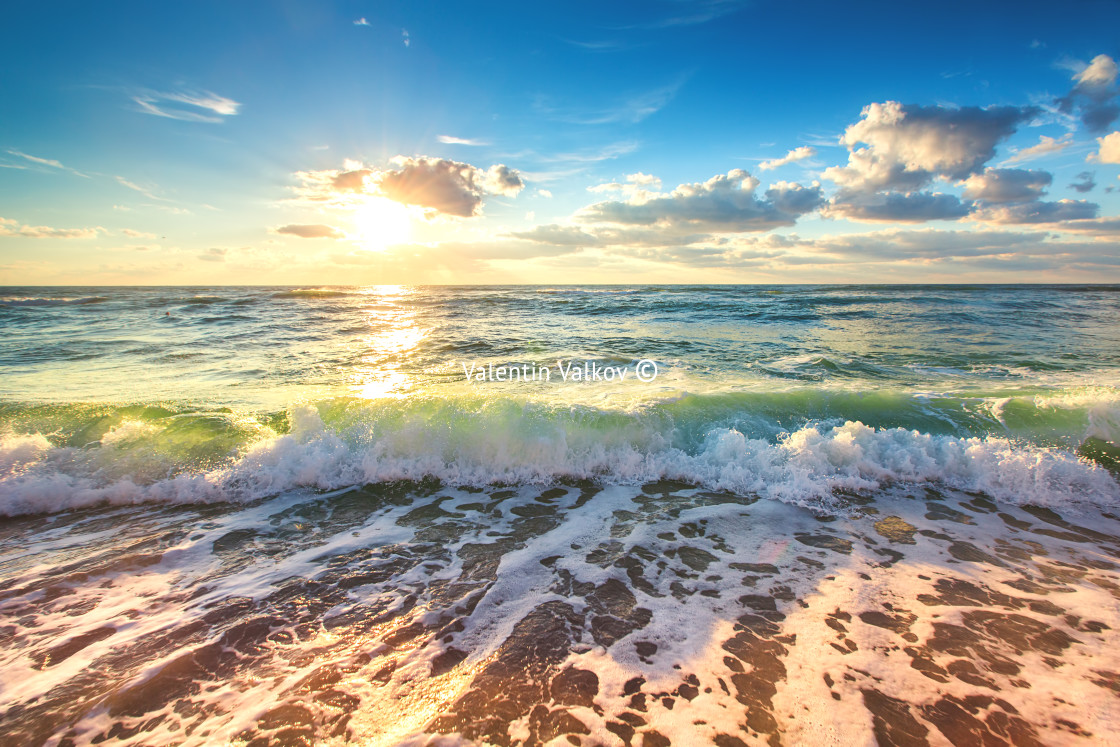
left=2, top=480, right=1119, bottom=746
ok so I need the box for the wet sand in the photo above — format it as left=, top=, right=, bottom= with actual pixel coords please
left=1, top=481, right=1119, bottom=746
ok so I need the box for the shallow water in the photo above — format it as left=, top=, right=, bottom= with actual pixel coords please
left=2, top=481, right=1120, bottom=745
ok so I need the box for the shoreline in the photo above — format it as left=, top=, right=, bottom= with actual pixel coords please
left=1, top=480, right=1118, bottom=745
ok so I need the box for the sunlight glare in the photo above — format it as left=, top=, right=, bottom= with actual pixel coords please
left=353, top=197, right=414, bottom=251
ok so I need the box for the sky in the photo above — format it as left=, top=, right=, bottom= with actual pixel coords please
left=2, top=0, right=1120, bottom=285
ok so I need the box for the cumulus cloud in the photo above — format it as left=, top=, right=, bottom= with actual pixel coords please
left=758, top=146, right=816, bottom=171
left=825, top=191, right=971, bottom=223
left=576, top=169, right=823, bottom=232
left=0, top=217, right=102, bottom=239
left=1093, top=131, right=1120, bottom=163
left=275, top=224, right=345, bottom=239
left=293, top=156, right=524, bottom=217
left=1057, top=54, right=1119, bottom=133
left=824, top=101, right=1035, bottom=191
left=972, top=199, right=1098, bottom=224
left=961, top=168, right=1052, bottom=203
left=132, top=90, right=241, bottom=123
left=1003, top=133, right=1073, bottom=164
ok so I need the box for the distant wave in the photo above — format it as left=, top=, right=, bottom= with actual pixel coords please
left=272, top=288, right=357, bottom=299
left=0, top=296, right=110, bottom=307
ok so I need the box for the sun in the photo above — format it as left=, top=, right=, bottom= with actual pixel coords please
left=352, top=197, right=414, bottom=251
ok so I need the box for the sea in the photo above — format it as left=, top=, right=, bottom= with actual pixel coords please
left=2, top=285, right=1120, bottom=745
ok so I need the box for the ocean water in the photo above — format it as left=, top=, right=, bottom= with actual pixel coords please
left=3, top=285, right=1120, bottom=745
left=2, top=284, right=1120, bottom=515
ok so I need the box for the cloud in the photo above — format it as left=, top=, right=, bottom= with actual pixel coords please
left=960, top=168, right=1052, bottom=203
left=1092, top=131, right=1120, bottom=163
left=576, top=169, right=823, bottom=231
left=275, top=224, right=345, bottom=239
left=825, top=191, right=972, bottom=223
left=132, top=90, right=241, bottom=123
left=402, top=29, right=410, bottom=47
left=1057, top=54, right=1119, bottom=133
left=115, top=176, right=167, bottom=201
left=122, top=229, right=157, bottom=239
left=6, top=149, right=88, bottom=177
left=293, top=156, right=525, bottom=217
left=536, top=81, right=682, bottom=125
left=0, top=217, right=102, bottom=239
left=1075, top=54, right=1119, bottom=88
left=353, top=17, right=370, bottom=26
left=972, top=199, right=1099, bottom=224
left=1003, top=133, right=1073, bottom=164
left=437, top=135, right=488, bottom=146
left=537, top=189, right=553, bottom=198
left=1069, top=171, right=1096, bottom=193
left=824, top=101, right=1035, bottom=192
left=199, top=248, right=227, bottom=262
left=758, top=146, right=816, bottom=171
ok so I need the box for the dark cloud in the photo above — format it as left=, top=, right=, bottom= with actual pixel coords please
left=1069, top=171, right=1097, bottom=194
left=973, top=199, right=1099, bottom=224
left=1056, top=54, right=1120, bottom=133
left=576, top=169, right=823, bottom=231
left=275, top=224, right=344, bottom=239
left=826, top=191, right=972, bottom=223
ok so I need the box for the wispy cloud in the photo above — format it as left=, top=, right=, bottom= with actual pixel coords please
left=758, top=146, right=816, bottom=171
left=116, top=176, right=168, bottom=201
left=536, top=80, right=684, bottom=125
left=402, top=29, right=410, bottom=47
left=0, top=216, right=102, bottom=239
left=275, top=224, right=345, bottom=239
left=6, top=149, right=88, bottom=177
left=353, top=17, right=370, bottom=26
left=1003, top=133, right=1073, bottom=164
left=438, top=135, right=489, bottom=146
left=132, top=89, right=241, bottom=123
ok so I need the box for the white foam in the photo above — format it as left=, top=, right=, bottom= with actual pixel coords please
left=1, top=405, right=1117, bottom=517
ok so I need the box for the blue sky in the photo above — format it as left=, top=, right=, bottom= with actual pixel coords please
left=2, top=0, right=1120, bottom=283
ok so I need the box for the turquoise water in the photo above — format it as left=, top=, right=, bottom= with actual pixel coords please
left=2, top=285, right=1119, bottom=514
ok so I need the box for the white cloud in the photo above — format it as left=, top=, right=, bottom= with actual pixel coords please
left=1093, top=131, right=1120, bottom=163
left=824, top=101, right=1034, bottom=191
left=132, top=90, right=241, bottom=123
left=292, top=156, right=524, bottom=217
left=6, top=149, right=88, bottom=177
left=1003, top=133, right=1073, bottom=164
left=758, top=146, right=816, bottom=171
left=122, top=229, right=157, bottom=239
left=437, top=135, right=488, bottom=146
left=353, top=17, right=370, bottom=26
left=1075, top=54, right=1119, bottom=89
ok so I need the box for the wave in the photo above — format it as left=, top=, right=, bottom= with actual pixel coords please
left=0, top=296, right=110, bottom=307
left=272, top=288, right=357, bottom=299
left=1, top=391, right=1117, bottom=517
